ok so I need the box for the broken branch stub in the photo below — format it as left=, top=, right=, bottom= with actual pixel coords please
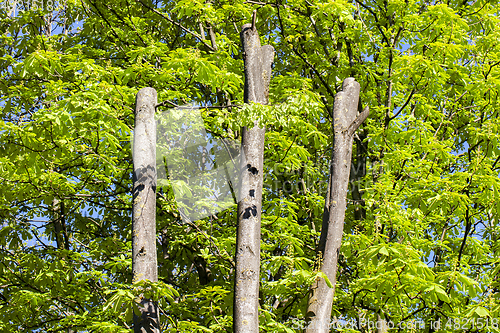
left=132, top=87, right=160, bottom=333
left=233, top=24, right=274, bottom=333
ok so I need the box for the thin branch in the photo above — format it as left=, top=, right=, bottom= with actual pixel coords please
left=139, top=0, right=216, bottom=52
left=156, top=100, right=179, bottom=108
left=275, top=2, right=336, bottom=100
left=201, top=105, right=242, bottom=109
left=354, top=0, right=390, bottom=46
left=166, top=201, right=235, bottom=269
left=292, top=47, right=337, bottom=99
left=278, top=135, right=297, bottom=163
left=389, top=88, right=415, bottom=121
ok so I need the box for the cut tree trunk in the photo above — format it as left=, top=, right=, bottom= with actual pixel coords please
left=132, top=87, right=160, bottom=333
left=233, top=22, right=274, bottom=333
left=305, top=78, right=369, bottom=333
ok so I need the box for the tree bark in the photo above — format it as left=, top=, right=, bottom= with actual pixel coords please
left=52, top=198, right=69, bottom=250
left=305, top=78, right=369, bottom=333
left=233, top=23, right=274, bottom=333
left=132, top=87, right=160, bottom=333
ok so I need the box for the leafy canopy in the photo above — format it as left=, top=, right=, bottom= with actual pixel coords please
left=0, top=0, right=499, bottom=331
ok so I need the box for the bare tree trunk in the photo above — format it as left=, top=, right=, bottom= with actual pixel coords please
left=132, top=87, right=160, bottom=333
left=305, top=78, right=369, bottom=333
left=233, top=22, right=274, bottom=333
left=377, top=313, right=388, bottom=333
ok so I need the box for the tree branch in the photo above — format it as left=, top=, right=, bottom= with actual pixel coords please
left=348, top=105, right=370, bottom=136
left=139, top=0, right=216, bottom=52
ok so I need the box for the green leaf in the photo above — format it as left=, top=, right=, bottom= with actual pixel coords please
left=379, top=246, right=389, bottom=256
left=474, top=306, right=490, bottom=317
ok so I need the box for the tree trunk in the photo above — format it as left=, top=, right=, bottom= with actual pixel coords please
left=377, top=313, right=388, bottom=333
left=305, top=78, right=369, bottom=333
left=233, top=23, right=274, bottom=333
left=132, top=87, right=160, bottom=333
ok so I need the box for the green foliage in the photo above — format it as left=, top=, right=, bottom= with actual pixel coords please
left=1, top=0, right=499, bottom=332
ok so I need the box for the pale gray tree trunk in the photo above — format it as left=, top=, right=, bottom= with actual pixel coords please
left=233, top=22, right=274, bottom=333
left=377, top=313, right=388, bottom=333
left=305, top=78, right=369, bottom=333
left=132, top=87, right=160, bottom=333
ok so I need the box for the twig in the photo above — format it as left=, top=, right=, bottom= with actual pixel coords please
left=155, top=100, right=179, bottom=108
left=201, top=105, right=242, bottom=109
left=155, top=101, right=242, bottom=109
left=176, top=209, right=236, bottom=269
left=278, top=135, right=297, bottom=163
left=389, top=88, right=415, bottom=121
left=139, top=0, right=216, bottom=52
